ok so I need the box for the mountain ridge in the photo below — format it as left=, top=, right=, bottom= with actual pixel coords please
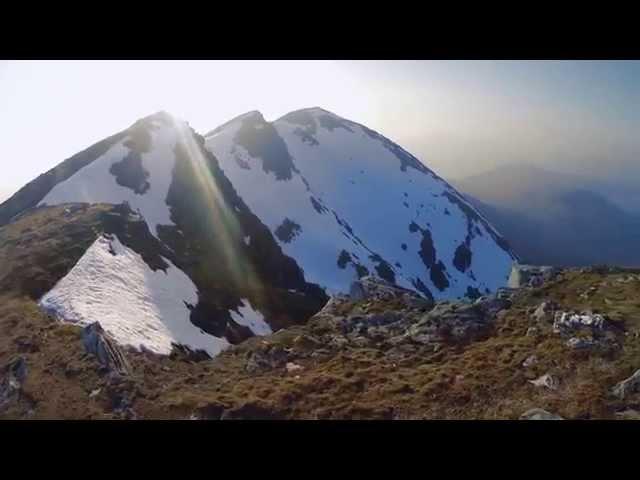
left=0, top=107, right=516, bottom=359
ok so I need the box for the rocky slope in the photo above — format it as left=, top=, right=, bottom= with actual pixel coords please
left=2, top=254, right=640, bottom=419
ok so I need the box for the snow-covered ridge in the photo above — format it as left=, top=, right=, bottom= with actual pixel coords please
left=38, top=115, right=186, bottom=237
left=39, top=234, right=230, bottom=357
left=205, top=107, right=516, bottom=300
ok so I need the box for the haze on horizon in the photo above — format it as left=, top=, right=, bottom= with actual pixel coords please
left=1, top=60, right=639, bottom=205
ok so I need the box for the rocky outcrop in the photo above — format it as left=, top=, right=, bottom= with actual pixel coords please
left=553, top=311, right=607, bottom=334
left=612, top=369, right=640, bottom=400
left=532, top=301, right=559, bottom=323
left=81, top=323, right=131, bottom=376
left=349, top=276, right=433, bottom=309
left=0, top=357, right=27, bottom=410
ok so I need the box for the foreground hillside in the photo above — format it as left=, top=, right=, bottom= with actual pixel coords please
left=2, top=251, right=640, bottom=418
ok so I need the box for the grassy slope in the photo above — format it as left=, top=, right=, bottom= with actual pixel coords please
left=2, top=262, right=640, bottom=419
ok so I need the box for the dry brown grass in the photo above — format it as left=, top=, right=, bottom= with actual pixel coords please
left=2, top=210, right=640, bottom=419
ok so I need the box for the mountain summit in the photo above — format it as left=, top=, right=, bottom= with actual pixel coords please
left=0, top=108, right=515, bottom=358
left=205, top=107, right=516, bottom=300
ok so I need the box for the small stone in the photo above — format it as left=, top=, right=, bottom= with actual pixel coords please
left=529, top=373, right=559, bottom=390
left=526, top=327, right=540, bottom=337
left=522, top=355, right=538, bottom=368
left=89, top=388, right=101, bottom=398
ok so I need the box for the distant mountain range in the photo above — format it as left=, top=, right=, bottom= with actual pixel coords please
left=454, top=164, right=640, bottom=267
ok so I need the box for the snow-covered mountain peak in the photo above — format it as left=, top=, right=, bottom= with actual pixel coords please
left=205, top=110, right=266, bottom=138
left=1, top=107, right=516, bottom=360
left=206, top=107, right=516, bottom=301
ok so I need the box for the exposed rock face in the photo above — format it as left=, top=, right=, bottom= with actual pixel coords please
left=81, top=322, right=131, bottom=376
left=0, top=357, right=27, bottom=410
left=316, top=276, right=512, bottom=350
left=612, top=370, right=640, bottom=400
left=532, top=301, right=559, bottom=323
left=553, top=311, right=607, bottom=333
left=348, top=276, right=433, bottom=309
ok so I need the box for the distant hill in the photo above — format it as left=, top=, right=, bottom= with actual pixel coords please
left=454, top=165, right=640, bottom=267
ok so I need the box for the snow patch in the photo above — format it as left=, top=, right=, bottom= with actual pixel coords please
left=230, top=299, right=272, bottom=336
left=206, top=108, right=515, bottom=299
left=38, top=122, right=183, bottom=237
left=39, top=234, right=229, bottom=357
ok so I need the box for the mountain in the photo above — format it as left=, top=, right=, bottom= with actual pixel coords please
left=0, top=108, right=515, bottom=360
left=0, top=112, right=328, bottom=358
left=205, top=107, right=515, bottom=301
left=454, top=164, right=640, bottom=267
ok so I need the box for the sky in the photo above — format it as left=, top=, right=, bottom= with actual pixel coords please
left=1, top=60, right=639, bottom=203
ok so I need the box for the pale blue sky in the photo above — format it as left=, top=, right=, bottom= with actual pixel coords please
left=1, top=60, right=639, bottom=202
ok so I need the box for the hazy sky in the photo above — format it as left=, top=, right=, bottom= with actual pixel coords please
left=1, top=60, right=639, bottom=202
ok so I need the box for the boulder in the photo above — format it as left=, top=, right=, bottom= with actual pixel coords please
left=529, top=373, right=559, bottom=390
left=407, top=301, right=492, bottom=345
left=285, top=362, right=303, bottom=373
left=81, top=322, right=131, bottom=376
left=612, top=369, right=640, bottom=400
left=0, top=357, right=28, bottom=409
left=532, top=301, right=558, bottom=324
left=553, top=311, right=607, bottom=335
left=348, top=276, right=433, bottom=308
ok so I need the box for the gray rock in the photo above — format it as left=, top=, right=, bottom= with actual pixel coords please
left=0, top=357, right=28, bottom=409
left=566, top=337, right=596, bottom=350
left=81, top=322, right=131, bottom=376
left=245, top=346, right=291, bottom=373
left=612, top=369, right=640, bottom=400
left=532, top=301, right=558, bottom=324
left=522, top=355, right=538, bottom=368
left=407, top=300, right=493, bottom=345
left=508, top=264, right=558, bottom=289
left=529, top=373, right=559, bottom=390
left=520, top=408, right=564, bottom=420
left=285, top=362, right=303, bottom=373
left=553, top=311, right=607, bottom=334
